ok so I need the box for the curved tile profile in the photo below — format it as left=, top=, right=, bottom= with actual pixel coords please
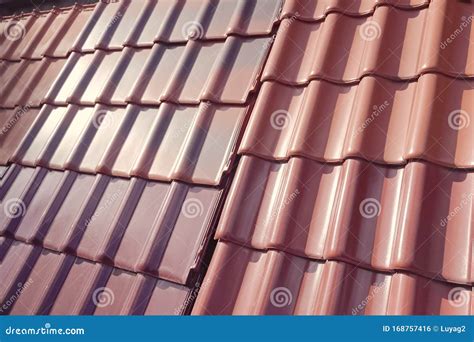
left=240, top=75, right=474, bottom=168
left=216, top=156, right=473, bottom=284
left=280, top=0, right=430, bottom=21
left=10, top=103, right=246, bottom=186
left=0, top=164, right=221, bottom=285
left=193, top=242, right=472, bottom=315
left=263, top=1, right=474, bottom=83
left=72, top=0, right=282, bottom=50
left=44, top=37, right=272, bottom=106
left=0, top=238, right=191, bottom=315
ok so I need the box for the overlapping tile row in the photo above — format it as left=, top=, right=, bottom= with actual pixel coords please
left=240, top=75, right=474, bottom=168
left=0, top=106, right=40, bottom=164
left=2, top=103, right=246, bottom=186
left=0, top=237, right=191, bottom=315
left=216, top=155, right=474, bottom=285
left=264, top=0, right=473, bottom=83
left=0, top=163, right=222, bottom=285
left=37, top=37, right=271, bottom=107
left=280, top=0, right=431, bottom=20
left=0, top=0, right=282, bottom=61
left=0, top=58, right=67, bottom=108
left=193, top=242, right=473, bottom=315
left=0, top=4, right=97, bottom=61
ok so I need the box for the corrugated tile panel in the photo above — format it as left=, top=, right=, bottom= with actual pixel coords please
left=73, top=0, right=282, bottom=50
left=240, top=75, right=474, bottom=168
left=0, top=106, right=40, bottom=164
left=8, top=103, right=246, bottom=185
left=216, top=156, right=474, bottom=284
left=0, top=164, right=221, bottom=285
left=280, top=0, right=430, bottom=20
left=0, top=5, right=96, bottom=60
left=193, top=242, right=473, bottom=315
left=44, top=37, right=272, bottom=106
left=263, top=0, right=474, bottom=83
left=0, top=238, right=191, bottom=315
left=0, top=58, right=67, bottom=108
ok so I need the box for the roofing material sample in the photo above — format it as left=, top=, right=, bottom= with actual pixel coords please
left=239, top=74, right=474, bottom=168
left=0, top=164, right=221, bottom=285
left=74, top=0, right=282, bottom=50
left=9, top=103, right=247, bottom=185
left=192, top=241, right=473, bottom=315
left=216, top=156, right=474, bottom=284
left=264, top=0, right=473, bottom=83
left=0, top=5, right=96, bottom=61
left=0, top=58, right=67, bottom=108
left=44, top=37, right=272, bottom=106
left=0, top=106, right=40, bottom=164
left=0, top=237, right=190, bottom=315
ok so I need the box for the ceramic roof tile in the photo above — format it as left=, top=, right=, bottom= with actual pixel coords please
left=263, top=1, right=474, bottom=83
left=0, top=164, right=221, bottom=285
left=239, top=75, right=474, bottom=168
left=0, top=58, right=67, bottom=108
left=193, top=241, right=473, bottom=315
left=0, top=238, right=191, bottom=315
left=280, top=0, right=430, bottom=20
left=216, top=156, right=474, bottom=284
left=45, top=37, right=272, bottom=106
left=0, top=106, right=40, bottom=164
left=73, top=0, right=282, bottom=50
left=0, top=5, right=96, bottom=60
left=8, top=103, right=246, bottom=185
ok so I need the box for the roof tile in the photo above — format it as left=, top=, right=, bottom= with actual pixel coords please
left=216, top=156, right=474, bottom=284
left=193, top=241, right=472, bottom=315
left=240, top=75, right=474, bottom=168
left=263, top=2, right=473, bottom=83
left=9, top=103, right=246, bottom=185
left=0, top=164, right=221, bottom=285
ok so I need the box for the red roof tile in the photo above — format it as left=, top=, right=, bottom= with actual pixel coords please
left=0, top=237, right=190, bottom=315
left=193, top=241, right=473, bottom=315
left=9, top=103, right=246, bottom=185
left=239, top=74, right=474, bottom=168
left=43, top=38, right=271, bottom=106
left=0, top=164, right=221, bottom=285
left=216, top=156, right=474, bottom=284
left=264, top=1, right=473, bottom=83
